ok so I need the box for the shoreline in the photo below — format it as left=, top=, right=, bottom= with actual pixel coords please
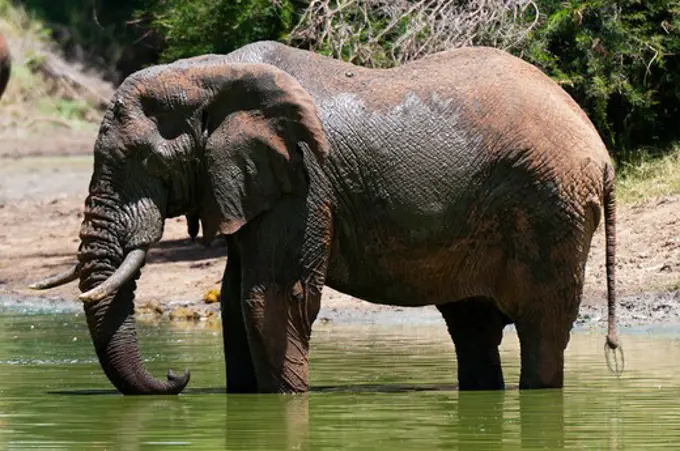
left=2, top=288, right=679, bottom=331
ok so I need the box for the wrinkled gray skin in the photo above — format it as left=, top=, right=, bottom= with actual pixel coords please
left=35, top=41, right=620, bottom=394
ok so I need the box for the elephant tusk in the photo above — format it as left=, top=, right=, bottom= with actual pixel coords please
left=28, top=264, right=80, bottom=290
left=79, top=248, right=147, bottom=303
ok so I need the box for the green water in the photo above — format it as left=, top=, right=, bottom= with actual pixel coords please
left=1, top=307, right=680, bottom=450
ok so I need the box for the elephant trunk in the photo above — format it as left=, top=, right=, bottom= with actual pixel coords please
left=78, top=195, right=189, bottom=395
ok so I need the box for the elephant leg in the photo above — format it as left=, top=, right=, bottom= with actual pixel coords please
left=221, top=237, right=258, bottom=393
left=437, top=297, right=509, bottom=390
left=235, top=196, right=330, bottom=393
left=241, top=282, right=321, bottom=393
left=514, top=293, right=580, bottom=389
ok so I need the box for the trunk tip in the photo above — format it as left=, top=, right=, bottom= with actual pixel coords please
left=168, top=368, right=191, bottom=394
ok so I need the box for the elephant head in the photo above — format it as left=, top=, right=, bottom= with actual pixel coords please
left=0, top=33, right=11, bottom=100
left=30, top=57, right=329, bottom=394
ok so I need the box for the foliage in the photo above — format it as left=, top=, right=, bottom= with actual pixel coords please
left=288, top=0, right=539, bottom=67
left=13, top=0, right=159, bottom=83
left=143, top=0, right=680, bottom=158
left=517, top=0, right=680, bottom=156
left=9, top=0, right=680, bottom=160
left=0, top=0, right=104, bottom=130
left=143, top=0, right=302, bottom=62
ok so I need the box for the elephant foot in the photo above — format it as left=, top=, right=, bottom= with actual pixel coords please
left=242, top=282, right=320, bottom=394
left=221, top=239, right=259, bottom=394
left=516, top=318, right=570, bottom=390
left=517, top=346, right=565, bottom=390
left=226, top=366, right=259, bottom=394
left=437, top=297, right=509, bottom=391
left=223, top=303, right=259, bottom=393
left=456, top=348, right=505, bottom=391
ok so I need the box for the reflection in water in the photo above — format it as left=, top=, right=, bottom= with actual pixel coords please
left=519, top=390, right=565, bottom=449
left=224, top=395, right=310, bottom=450
left=457, top=391, right=506, bottom=450
left=2, top=310, right=680, bottom=449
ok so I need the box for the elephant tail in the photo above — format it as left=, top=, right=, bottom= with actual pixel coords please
left=603, top=163, right=623, bottom=374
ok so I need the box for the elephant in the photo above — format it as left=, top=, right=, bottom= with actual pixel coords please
left=0, top=32, right=11, bottom=100
left=30, top=41, right=620, bottom=395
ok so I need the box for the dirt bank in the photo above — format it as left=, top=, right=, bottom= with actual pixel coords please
left=1, top=133, right=679, bottom=329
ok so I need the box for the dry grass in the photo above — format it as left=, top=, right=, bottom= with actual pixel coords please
left=0, top=0, right=109, bottom=139
left=617, top=147, right=680, bottom=205
left=289, top=0, right=538, bottom=68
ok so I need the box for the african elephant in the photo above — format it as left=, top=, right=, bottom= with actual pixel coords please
left=0, top=33, right=11, bottom=100
left=31, top=41, right=620, bottom=395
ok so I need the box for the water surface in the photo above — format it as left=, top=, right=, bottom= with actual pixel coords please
left=1, top=305, right=680, bottom=450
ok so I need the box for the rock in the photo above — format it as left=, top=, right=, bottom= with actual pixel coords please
left=169, top=307, right=200, bottom=321
left=147, top=299, right=165, bottom=314
left=136, top=300, right=165, bottom=316
left=203, top=289, right=220, bottom=304
left=203, top=310, right=221, bottom=328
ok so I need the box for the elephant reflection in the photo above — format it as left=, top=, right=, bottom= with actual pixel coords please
left=455, top=390, right=565, bottom=450
left=33, top=385, right=632, bottom=449
left=31, top=392, right=309, bottom=450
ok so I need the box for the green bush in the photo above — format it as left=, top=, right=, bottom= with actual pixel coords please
left=144, top=0, right=680, bottom=159
left=15, top=0, right=130, bottom=55
left=144, top=0, right=303, bottom=62
left=15, top=0, right=154, bottom=82
left=518, top=0, right=680, bottom=158
left=17, top=0, right=680, bottom=160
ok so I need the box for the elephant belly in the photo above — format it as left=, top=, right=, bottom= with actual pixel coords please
left=324, top=231, right=499, bottom=307
left=323, top=186, right=589, bottom=308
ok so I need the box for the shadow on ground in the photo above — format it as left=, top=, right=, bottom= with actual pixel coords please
left=147, top=236, right=227, bottom=264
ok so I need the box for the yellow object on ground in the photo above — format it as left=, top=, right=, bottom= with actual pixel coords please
left=203, top=289, right=220, bottom=304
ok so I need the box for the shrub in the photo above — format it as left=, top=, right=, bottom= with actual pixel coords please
left=15, top=0, right=156, bottom=83
left=145, top=0, right=302, bottom=62
left=518, top=0, right=680, bottom=157
left=288, top=0, right=539, bottom=67
left=19, top=0, right=680, bottom=159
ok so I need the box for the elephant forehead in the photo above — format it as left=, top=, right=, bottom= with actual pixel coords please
left=131, top=71, right=204, bottom=105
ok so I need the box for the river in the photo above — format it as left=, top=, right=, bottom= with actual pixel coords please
left=1, top=301, right=680, bottom=450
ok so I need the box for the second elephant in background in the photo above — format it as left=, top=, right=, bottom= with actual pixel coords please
left=0, top=33, right=10, bottom=100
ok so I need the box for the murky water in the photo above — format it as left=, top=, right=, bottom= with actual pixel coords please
left=1, top=305, right=680, bottom=450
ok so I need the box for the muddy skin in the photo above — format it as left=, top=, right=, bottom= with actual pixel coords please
left=34, top=41, right=619, bottom=394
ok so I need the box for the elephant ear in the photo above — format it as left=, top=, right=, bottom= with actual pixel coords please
left=197, top=63, right=329, bottom=241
